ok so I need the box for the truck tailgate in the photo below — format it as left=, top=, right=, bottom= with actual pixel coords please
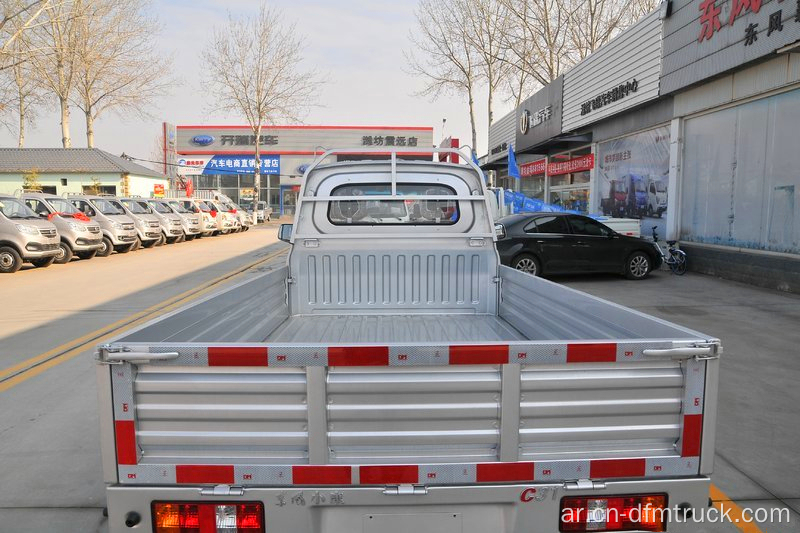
left=98, top=268, right=718, bottom=488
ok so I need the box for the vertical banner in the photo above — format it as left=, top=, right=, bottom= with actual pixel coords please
left=163, top=122, right=178, bottom=184
left=597, top=126, right=670, bottom=239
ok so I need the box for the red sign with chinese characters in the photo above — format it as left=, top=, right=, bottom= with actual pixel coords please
left=520, top=159, right=546, bottom=177
left=547, top=154, right=595, bottom=176
left=154, top=184, right=165, bottom=197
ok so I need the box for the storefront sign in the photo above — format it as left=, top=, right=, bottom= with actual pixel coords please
left=490, top=142, right=508, bottom=156
left=515, top=76, right=563, bottom=153
left=176, top=155, right=281, bottom=175
left=520, top=159, right=547, bottom=177
left=519, top=105, right=553, bottom=134
left=361, top=135, right=418, bottom=147
left=580, top=80, right=639, bottom=116
left=153, top=184, right=165, bottom=197
left=662, top=0, right=800, bottom=94
left=177, top=126, right=433, bottom=155
left=547, top=154, right=595, bottom=176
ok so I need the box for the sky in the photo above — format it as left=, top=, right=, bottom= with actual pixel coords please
left=0, top=0, right=515, bottom=165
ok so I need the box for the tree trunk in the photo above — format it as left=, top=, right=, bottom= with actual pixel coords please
left=18, top=95, right=25, bottom=148
left=60, top=96, right=71, bottom=148
left=86, top=110, right=94, bottom=148
left=254, top=125, right=262, bottom=210
left=467, top=85, right=477, bottom=155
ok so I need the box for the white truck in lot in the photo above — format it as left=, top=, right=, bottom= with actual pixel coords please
left=96, top=149, right=720, bottom=533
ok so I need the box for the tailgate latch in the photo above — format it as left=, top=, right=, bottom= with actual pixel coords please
left=382, top=484, right=428, bottom=496
left=564, top=479, right=606, bottom=491
left=200, top=485, right=245, bottom=497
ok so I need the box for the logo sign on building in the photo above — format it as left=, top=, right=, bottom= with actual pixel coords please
left=547, top=154, right=595, bottom=176
left=580, top=80, right=639, bottom=116
left=190, top=135, right=215, bottom=146
left=153, top=184, right=165, bottom=197
left=515, top=76, right=563, bottom=153
left=520, top=159, right=547, bottom=177
left=662, top=0, right=800, bottom=94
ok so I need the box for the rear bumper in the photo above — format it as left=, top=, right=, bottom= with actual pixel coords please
left=106, top=477, right=710, bottom=533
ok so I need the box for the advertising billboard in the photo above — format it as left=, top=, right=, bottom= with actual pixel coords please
left=597, top=126, right=670, bottom=238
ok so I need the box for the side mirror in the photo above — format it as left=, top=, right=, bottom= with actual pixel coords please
left=278, top=223, right=293, bottom=243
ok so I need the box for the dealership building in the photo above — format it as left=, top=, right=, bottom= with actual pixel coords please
left=486, top=1, right=800, bottom=291
left=164, top=125, right=434, bottom=215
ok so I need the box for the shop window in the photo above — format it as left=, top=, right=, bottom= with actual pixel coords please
left=681, top=89, right=800, bottom=255
left=82, top=185, right=116, bottom=195
left=549, top=145, right=592, bottom=213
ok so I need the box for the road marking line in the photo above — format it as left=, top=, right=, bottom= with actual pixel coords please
left=0, top=247, right=287, bottom=391
left=710, top=484, right=766, bottom=533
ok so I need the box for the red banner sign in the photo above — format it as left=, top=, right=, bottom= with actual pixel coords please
left=520, top=159, right=546, bottom=177
left=154, top=184, right=165, bottom=197
left=547, top=154, right=595, bottom=176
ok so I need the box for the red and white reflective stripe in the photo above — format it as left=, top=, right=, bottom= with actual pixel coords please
left=118, top=456, right=701, bottom=486
left=136, top=342, right=673, bottom=368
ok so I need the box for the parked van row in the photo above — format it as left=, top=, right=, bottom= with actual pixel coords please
left=0, top=193, right=256, bottom=273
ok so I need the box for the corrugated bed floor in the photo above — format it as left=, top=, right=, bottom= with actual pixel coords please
left=265, top=314, right=528, bottom=343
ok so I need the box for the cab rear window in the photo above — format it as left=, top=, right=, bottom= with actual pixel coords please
left=328, top=183, right=459, bottom=225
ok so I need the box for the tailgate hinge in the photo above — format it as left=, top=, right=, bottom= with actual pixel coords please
left=96, top=344, right=179, bottom=365
left=564, top=479, right=606, bottom=491
left=382, top=484, right=428, bottom=496
left=199, top=485, right=245, bottom=497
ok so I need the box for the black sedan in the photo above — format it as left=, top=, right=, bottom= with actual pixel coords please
left=495, top=212, right=662, bottom=279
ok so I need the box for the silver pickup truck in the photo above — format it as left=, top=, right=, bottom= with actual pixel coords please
left=96, top=149, right=720, bottom=533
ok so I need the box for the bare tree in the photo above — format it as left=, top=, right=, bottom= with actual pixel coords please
left=461, top=0, right=511, bottom=131
left=3, top=36, right=47, bottom=145
left=566, top=0, right=636, bottom=59
left=72, top=0, right=172, bottom=147
left=499, top=0, right=573, bottom=87
left=26, top=0, right=82, bottom=147
left=407, top=0, right=480, bottom=151
left=0, top=0, right=56, bottom=70
left=201, top=2, right=319, bottom=203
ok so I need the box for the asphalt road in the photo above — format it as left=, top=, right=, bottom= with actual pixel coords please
left=0, top=234, right=798, bottom=533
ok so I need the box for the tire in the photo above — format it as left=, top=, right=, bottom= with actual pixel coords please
left=266, top=215, right=271, bottom=222
left=156, top=234, right=166, bottom=246
left=185, top=234, right=195, bottom=241
left=625, top=251, right=652, bottom=280
left=176, top=233, right=185, bottom=243
left=647, top=205, right=653, bottom=217
left=0, top=246, right=23, bottom=273
left=32, top=256, right=56, bottom=268
left=511, top=254, right=540, bottom=276
left=97, top=236, right=113, bottom=257
left=141, top=238, right=157, bottom=249
left=115, top=243, right=133, bottom=254
left=131, top=237, right=142, bottom=252
left=670, top=250, right=687, bottom=275
left=54, top=241, right=74, bottom=264
left=77, top=250, right=97, bottom=260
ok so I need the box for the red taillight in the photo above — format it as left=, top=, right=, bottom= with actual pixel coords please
left=560, top=494, right=667, bottom=532
left=153, top=502, right=264, bottom=532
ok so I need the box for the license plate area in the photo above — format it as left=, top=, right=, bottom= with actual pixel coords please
left=363, top=512, right=462, bottom=533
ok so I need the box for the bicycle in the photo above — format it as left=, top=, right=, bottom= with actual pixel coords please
left=652, top=226, right=687, bottom=275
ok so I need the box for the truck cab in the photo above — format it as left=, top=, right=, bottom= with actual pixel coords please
left=145, top=199, right=185, bottom=244
left=21, top=192, right=103, bottom=263
left=67, top=195, right=137, bottom=257
left=0, top=194, right=60, bottom=272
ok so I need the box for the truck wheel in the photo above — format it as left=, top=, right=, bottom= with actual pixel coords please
left=115, top=244, right=133, bottom=254
left=97, top=236, right=113, bottom=257
left=625, top=251, right=651, bottom=280
left=512, top=254, right=540, bottom=276
left=176, top=233, right=186, bottom=243
left=32, top=256, right=56, bottom=268
left=131, top=237, right=142, bottom=252
left=156, top=234, right=166, bottom=246
left=77, top=250, right=97, bottom=260
left=54, top=241, right=74, bottom=264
